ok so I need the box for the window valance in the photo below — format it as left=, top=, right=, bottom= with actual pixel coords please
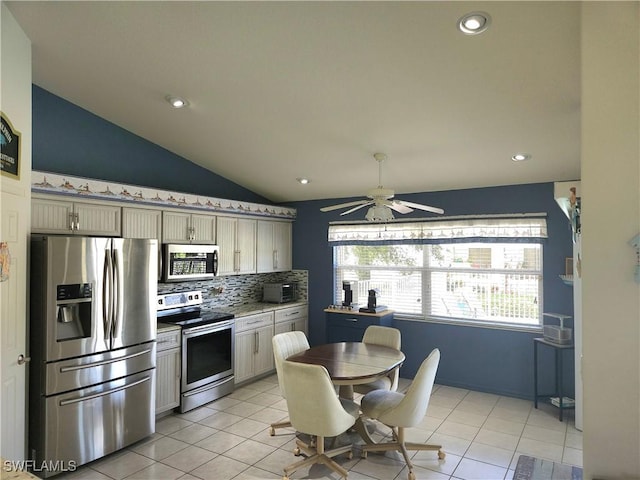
left=328, top=214, right=547, bottom=244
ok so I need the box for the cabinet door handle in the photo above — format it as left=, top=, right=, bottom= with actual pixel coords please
left=345, top=318, right=358, bottom=322
left=75, top=213, right=80, bottom=231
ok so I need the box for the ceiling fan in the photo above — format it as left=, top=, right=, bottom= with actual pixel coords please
left=320, top=153, right=445, bottom=222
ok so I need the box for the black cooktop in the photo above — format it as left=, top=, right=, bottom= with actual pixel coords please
left=158, top=306, right=234, bottom=328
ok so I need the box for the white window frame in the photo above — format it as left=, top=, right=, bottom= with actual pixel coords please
left=329, top=215, right=546, bottom=331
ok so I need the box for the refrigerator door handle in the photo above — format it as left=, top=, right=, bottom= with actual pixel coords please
left=111, top=249, right=121, bottom=339
left=58, top=375, right=151, bottom=406
left=59, top=349, right=152, bottom=373
left=103, top=250, right=112, bottom=341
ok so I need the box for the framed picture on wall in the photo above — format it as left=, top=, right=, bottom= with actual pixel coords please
left=1, top=112, right=21, bottom=180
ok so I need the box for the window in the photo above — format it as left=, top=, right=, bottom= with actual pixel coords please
left=330, top=216, right=546, bottom=327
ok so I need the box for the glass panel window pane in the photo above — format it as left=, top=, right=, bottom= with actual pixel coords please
left=334, top=240, right=543, bottom=327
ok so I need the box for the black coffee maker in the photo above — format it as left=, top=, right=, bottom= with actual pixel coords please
left=342, top=281, right=354, bottom=307
left=359, top=288, right=387, bottom=313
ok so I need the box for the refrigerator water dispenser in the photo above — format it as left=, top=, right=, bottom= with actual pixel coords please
left=56, top=283, right=92, bottom=341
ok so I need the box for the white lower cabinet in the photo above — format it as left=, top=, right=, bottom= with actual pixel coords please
left=234, top=312, right=274, bottom=384
left=156, top=327, right=181, bottom=415
left=274, top=305, right=308, bottom=336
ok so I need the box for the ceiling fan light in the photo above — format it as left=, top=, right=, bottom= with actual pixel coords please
left=366, top=205, right=394, bottom=222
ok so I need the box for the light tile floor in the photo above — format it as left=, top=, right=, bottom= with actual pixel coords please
left=55, top=376, right=582, bottom=480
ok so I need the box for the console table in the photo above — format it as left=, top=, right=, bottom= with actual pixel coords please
left=533, top=337, right=575, bottom=421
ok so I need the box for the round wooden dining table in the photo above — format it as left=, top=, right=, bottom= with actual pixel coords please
left=286, top=341, right=405, bottom=398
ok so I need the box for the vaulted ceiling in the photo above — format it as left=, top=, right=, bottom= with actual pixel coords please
left=7, top=1, right=581, bottom=203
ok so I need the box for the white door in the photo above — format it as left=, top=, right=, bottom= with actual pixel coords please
left=1, top=189, right=29, bottom=460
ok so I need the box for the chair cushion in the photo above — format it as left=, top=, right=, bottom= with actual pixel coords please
left=361, top=389, right=404, bottom=420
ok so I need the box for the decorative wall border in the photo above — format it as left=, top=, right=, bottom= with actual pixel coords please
left=31, top=171, right=296, bottom=219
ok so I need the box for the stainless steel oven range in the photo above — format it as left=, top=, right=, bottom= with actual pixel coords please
left=157, top=291, right=235, bottom=412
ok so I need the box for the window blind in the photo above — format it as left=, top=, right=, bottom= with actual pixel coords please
left=328, top=214, right=547, bottom=245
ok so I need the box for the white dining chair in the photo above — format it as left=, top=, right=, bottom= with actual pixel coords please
left=280, top=359, right=359, bottom=480
left=354, top=325, right=402, bottom=396
left=360, top=348, right=445, bottom=480
left=270, top=331, right=310, bottom=435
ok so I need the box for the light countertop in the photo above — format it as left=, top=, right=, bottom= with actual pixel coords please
left=324, top=307, right=393, bottom=318
left=157, top=302, right=308, bottom=330
left=221, top=301, right=308, bottom=317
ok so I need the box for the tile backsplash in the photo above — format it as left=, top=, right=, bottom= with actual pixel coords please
left=157, top=270, right=308, bottom=310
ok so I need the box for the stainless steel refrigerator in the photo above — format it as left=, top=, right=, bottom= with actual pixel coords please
left=28, top=236, right=158, bottom=477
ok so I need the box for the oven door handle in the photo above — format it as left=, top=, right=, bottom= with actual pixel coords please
left=183, top=321, right=234, bottom=337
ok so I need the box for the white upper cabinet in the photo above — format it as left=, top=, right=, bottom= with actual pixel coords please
left=122, top=207, right=161, bottom=240
left=122, top=207, right=162, bottom=280
left=32, top=196, right=121, bottom=236
left=257, top=220, right=292, bottom=273
left=162, top=211, right=216, bottom=244
left=217, top=216, right=256, bottom=275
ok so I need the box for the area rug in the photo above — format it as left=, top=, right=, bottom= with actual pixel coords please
left=513, top=455, right=583, bottom=480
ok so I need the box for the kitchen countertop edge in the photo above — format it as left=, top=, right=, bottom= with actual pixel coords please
left=225, top=301, right=308, bottom=317
left=157, top=302, right=308, bottom=330
left=157, top=322, right=182, bottom=333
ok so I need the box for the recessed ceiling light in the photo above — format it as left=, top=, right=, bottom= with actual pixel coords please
left=457, top=11, right=491, bottom=35
left=296, top=177, right=310, bottom=184
left=165, top=95, right=189, bottom=108
left=512, top=153, right=531, bottom=162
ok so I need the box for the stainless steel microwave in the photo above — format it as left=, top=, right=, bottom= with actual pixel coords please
left=263, top=282, right=298, bottom=303
left=161, top=244, right=219, bottom=282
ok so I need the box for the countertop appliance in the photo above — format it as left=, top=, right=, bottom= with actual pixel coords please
left=342, top=280, right=357, bottom=307
left=157, top=290, right=235, bottom=412
left=263, top=281, right=298, bottom=303
left=28, top=236, right=158, bottom=477
left=161, top=243, right=219, bottom=282
left=542, top=312, right=573, bottom=345
left=359, top=288, right=388, bottom=313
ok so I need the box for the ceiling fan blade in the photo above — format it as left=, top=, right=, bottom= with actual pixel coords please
left=320, top=200, right=370, bottom=212
left=396, top=200, right=445, bottom=215
left=387, top=201, right=413, bottom=214
left=340, top=201, right=374, bottom=216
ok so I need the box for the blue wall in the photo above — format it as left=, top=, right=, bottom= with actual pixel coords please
left=33, top=86, right=575, bottom=400
left=288, top=184, right=575, bottom=399
left=32, top=85, right=269, bottom=204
